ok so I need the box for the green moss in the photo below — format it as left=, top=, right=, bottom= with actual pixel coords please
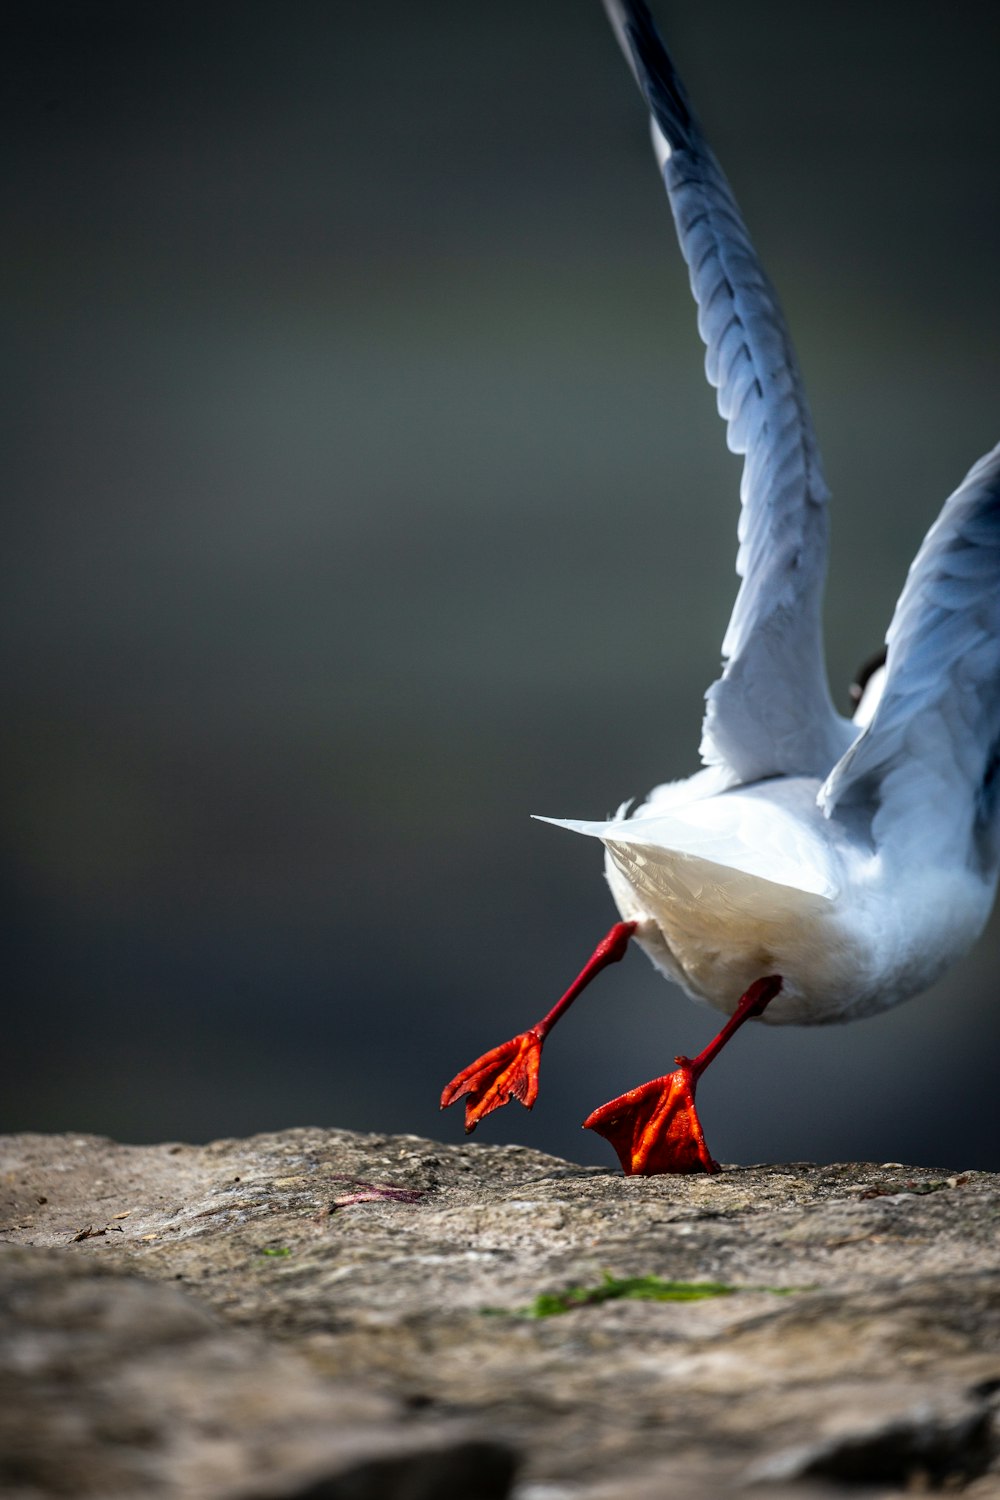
left=482, top=1272, right=804, bottom=1318
left=528, top=1272, right=734, bottom=1316
left=259, top=1246, right=292, bottom=1258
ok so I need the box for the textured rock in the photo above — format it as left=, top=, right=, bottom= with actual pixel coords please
left=0, top=1250, right=513, bottom=1500
left=2, top=1128, right=999, bottom=1497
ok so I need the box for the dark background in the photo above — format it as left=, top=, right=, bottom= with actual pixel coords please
left=5, top=2, right=1000, bottom=1169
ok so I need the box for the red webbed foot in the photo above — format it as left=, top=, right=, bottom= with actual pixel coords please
left=584, top=974, right=783, bottom=1176
left=439, top=921, right=637, bottom=1136
left=583, top=1060, right=719, bottom=1175
left=440, top=1029, right=543, bottom=1134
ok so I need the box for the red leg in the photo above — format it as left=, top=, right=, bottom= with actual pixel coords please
left=584, top=974, right=783, bottom=1175
left=440, top=920, right=637, bottom=1134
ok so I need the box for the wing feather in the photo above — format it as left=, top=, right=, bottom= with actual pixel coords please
left=820, top=442, right=1000, bottom=864
left=603, top=0, right=853, bottom=780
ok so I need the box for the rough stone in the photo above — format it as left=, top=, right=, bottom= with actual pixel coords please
left=2, top=1128, right=999, bottom=1497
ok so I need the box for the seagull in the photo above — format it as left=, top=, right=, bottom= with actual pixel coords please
left=441, top=0, right=1000, bottom=1173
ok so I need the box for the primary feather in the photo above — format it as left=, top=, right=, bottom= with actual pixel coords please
left=605, top=0, right=852, bottom=783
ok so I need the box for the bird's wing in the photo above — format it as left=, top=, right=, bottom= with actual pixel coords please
left=604, top=0, right=853, bottom=781
left=819, top=442, right=1000, bottom=858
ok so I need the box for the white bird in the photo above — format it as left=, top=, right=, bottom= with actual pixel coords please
left=442, top=0, right=1000, bottom=1173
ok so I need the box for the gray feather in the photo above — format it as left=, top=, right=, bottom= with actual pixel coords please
left=821, top=442, right=1000, bottom=865
left=603, top=0, right=853, bottom=781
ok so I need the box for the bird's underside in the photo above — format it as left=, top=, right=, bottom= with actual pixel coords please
left=551, top=773, right=993, bottom=1028
left=440, top=0, right=1000, bottom=1173
left=441, top=768, right=992, bottom=1174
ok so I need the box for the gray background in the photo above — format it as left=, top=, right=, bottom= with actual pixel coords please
left=5, top=1, right=1000, bottom=1169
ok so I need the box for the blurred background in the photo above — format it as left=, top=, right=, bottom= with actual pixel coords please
left=5, top=1, right=1000, bottom=1170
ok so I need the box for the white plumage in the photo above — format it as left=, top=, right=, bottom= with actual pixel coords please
left=541, top=2, right=1000, bottom=1031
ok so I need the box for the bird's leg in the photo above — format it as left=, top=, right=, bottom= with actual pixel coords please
left=440, top=920, right=637, bottom=1134
left=584, top=974, right=783, bottom=1175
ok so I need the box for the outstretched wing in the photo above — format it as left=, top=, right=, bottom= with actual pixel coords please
left=604, top=0, right=853, bottom=782
left=820, top=442, right=1000, bottom=858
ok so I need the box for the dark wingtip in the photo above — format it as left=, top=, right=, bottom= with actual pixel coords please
left=603, top=0, right=697, bottom=152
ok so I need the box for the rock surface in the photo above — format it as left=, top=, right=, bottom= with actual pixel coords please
left=2, top=1127, right=999, bottom=1498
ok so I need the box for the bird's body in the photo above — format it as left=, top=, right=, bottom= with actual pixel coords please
left=441, top=0, right=1000, bottom=1172
left=549, top=770, right=995, bottom=1029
